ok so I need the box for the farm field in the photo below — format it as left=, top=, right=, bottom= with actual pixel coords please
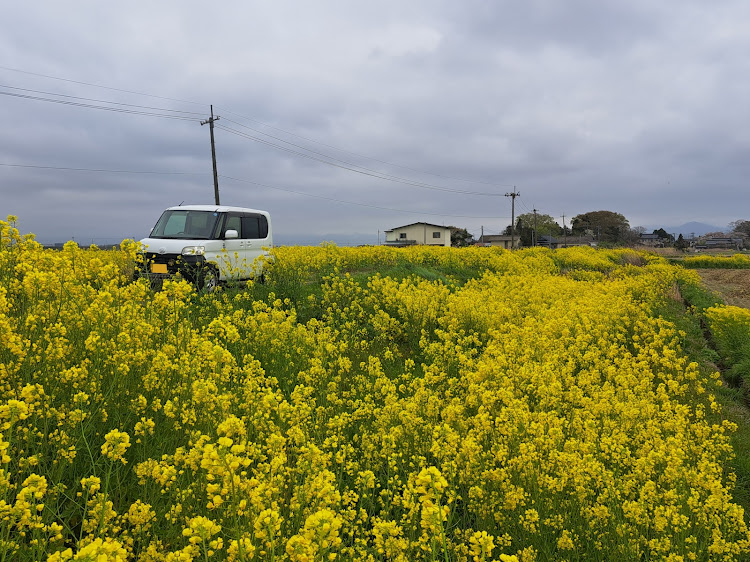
left=695, top=270, right=750, bottom=310
left=2, top=216, right=750, bottom=561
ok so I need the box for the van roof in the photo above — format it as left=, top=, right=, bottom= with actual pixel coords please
left=166, top=204, right=269, bottom=215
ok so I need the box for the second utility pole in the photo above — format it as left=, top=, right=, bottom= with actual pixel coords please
left=505, top=188, right=519, bottom=249
left=201, top=105, right=221, bottom=205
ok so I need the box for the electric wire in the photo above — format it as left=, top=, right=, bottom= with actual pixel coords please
left=219, top=175, right=509, bottom=220
left=0, top=84, right=205, bottom=115
left=0, top=90, right=201, bottom=121
left=221, top=117, right=509, bottom=195
left=0, top=161, right=507, bottom=220
left=216, top=124, right=503, bottom=196
left=0, top=163, right=206, bottom=175
left=0, top=65, right=206, bottom=107
left=217, top=110, right=514, bottom=188
left=2, top=81, right=512, bottom=196
left=0, top=66, right=516, bottom=189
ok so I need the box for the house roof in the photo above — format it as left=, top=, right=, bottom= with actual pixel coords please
left=384, top=222, right=451, bottom=232
left=480, top=234, right=513, bottom=241
left=705, top=237, right=742, bottom=244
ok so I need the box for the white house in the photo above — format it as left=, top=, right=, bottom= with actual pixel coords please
left=384, top=222, right=452, bottom=247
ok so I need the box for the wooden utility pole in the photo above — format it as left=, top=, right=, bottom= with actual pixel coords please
left=561, top=213, right=567, bottom=248
left=533, top=208, right=538, bottom=247
left=505, top=188, right=519, bottom=249
left=201, top=105, right=221, bottom=205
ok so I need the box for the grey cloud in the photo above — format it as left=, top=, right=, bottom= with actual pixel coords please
left=2, top=0, right=750, bottom=244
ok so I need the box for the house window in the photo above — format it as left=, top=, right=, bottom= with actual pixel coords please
left=433, top=231, right=441, bottom=239
left=399, top=233, right=407, bottom=239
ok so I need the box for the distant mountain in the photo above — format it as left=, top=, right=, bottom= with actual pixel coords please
left=275, top=232, right=380, bottom=247
left=669, top=222, right=724, bottom=237
left=645, top=222, right=723, bottom=238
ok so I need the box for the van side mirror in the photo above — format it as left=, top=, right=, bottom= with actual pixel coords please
left=225, top=229, right=239, bottom=239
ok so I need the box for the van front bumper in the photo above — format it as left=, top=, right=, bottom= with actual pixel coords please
left=135, top=252, right=209, bottom=285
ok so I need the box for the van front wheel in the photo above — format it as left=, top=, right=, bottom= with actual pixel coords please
left=201, top=267, right=220, bottom=292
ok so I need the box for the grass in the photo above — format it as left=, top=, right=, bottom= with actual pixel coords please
left=676, top=275, right=750, bottom=516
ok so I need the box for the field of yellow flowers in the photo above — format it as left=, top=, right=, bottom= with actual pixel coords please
left=679, top=254, right=750, bottom=270
left=2, top=215, right=750, bottom=561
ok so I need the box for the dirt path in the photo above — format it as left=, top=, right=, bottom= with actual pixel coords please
left=696, top=269, right=750, bottom=309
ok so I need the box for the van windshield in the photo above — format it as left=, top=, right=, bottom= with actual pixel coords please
left=149, top=210, right=220, bottom=239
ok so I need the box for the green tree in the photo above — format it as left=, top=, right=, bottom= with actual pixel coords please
left=448, top=226, right=475, bottom=247
left=729, top=220, right=750, bottom=236
left=653, top=228, right=674, bottom=242
left=675, top=233, right=689, bottom=251
left=515, top=213, right=561, bottom=246
left=571, top=210, right=630, bottom=244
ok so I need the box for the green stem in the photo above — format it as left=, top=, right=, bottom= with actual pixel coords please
left=97, top=461, right=113, bottom=537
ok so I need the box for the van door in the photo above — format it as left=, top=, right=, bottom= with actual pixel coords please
left=241, top=213, right=270, bottom=276
left=219, top=212, right=247, bottom=281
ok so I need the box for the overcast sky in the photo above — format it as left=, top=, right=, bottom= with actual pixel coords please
left=2, top=1, right=749, bottom=245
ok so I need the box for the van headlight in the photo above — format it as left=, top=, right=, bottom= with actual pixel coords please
left=181, top=246, right=205, bottom=256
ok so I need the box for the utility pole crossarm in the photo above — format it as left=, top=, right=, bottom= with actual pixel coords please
left=201, top=105, right=221, bottom=205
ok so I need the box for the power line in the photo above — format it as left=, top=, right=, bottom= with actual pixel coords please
left=0, top=89, right=201, bottom=121
left=2, top=79, right=511, bottom=196
left=519, top=197, right=535, bottom=214
left=0, top=65, right=206, bottom=107
left=216, top=124, right=504, bottom=196
left=0, top=65, right=516, bottom=189
left=0, top=159, right=508, bottom=219
left=0, top=162, right=208, bottom=175
left=0, top=83, right=205, bottom=115
left=2, top=80, right=502, bottom=195
left=219, top=175, right=509, bottom=219
left=222, top=117, right=507, bottom=194
left=217, top=110, right=514, bottom=188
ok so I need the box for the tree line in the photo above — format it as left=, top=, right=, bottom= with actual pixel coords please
left=448, top=214, right=750, bottom=249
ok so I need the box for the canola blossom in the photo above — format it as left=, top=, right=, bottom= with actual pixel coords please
left=1, top=215, right=749, bottom=561
left=704, top=304, right=750, bottom=388
left=679, top=254, right=750, bottom=269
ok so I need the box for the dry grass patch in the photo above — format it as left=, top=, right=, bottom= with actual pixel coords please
left=697, top=269, right=750, bottom=309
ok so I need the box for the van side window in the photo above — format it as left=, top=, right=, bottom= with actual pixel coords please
left=241, top=214, right=269, bottom=239
left=188, top=212, right=215, bottom=238
left=225, top=214, right=242, bottom=237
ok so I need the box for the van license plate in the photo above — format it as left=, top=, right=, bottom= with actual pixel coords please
left=151, top=263, right=168, bottom=274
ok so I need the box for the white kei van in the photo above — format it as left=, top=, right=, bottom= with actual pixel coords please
left=138, top=205, right=272, bottom=290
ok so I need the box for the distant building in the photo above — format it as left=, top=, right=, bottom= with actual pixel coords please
left=384, top=222, right=451, bottom=247
left=703, top=237, right=744, bottom=250
left=476, top=234, right=519, bottom=249
left=555, top=235, right=596, bottom=248
left=537, top=235, right=559, bottom=249
left=638, top=233, right=665, bottom=247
